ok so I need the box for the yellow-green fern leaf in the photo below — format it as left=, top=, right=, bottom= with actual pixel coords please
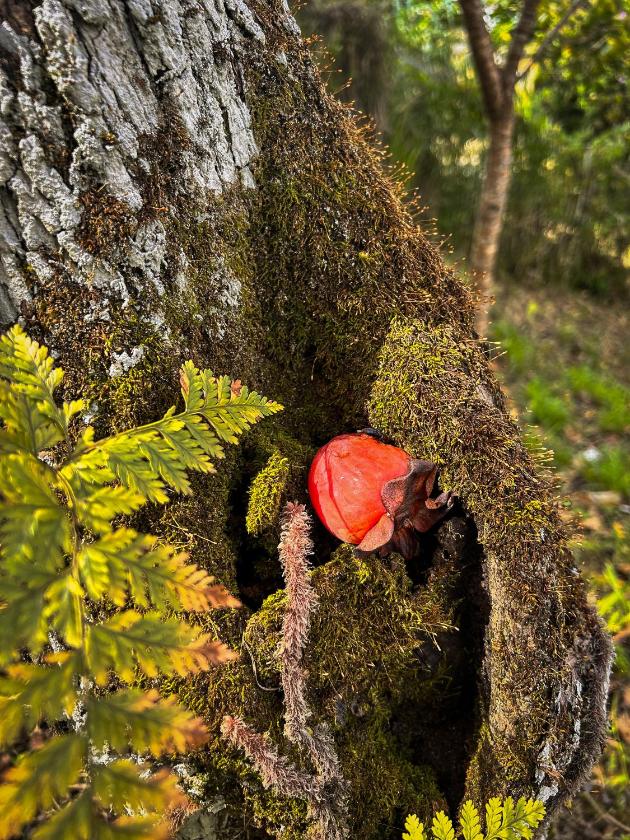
left=431, top=811, right=455, bottom=840
left=0, top=654, right=79, bottom=747
left=460, top=800, right=483, bottom=840
left=403, top=814, right=426, bottom=840
left=87, top=689, right=208, bottom=756
left=0, top=734, right=87, bottom=840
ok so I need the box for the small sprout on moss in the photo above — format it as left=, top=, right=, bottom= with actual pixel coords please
left=246, top=450, right=291, bottom=535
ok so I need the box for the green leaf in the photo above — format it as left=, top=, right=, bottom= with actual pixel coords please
left=460, top=800, right=483, bottom=840
left=60, top=443, right=114, bottom=490
left=198, top=371, right=283, bottom=444
left=93, top=759, right=182, bottom=813
left=403, top=814, right=426, bottom=840
left=44, top=573, right=85, bottom=648
left=76, top=485, right=145, bottom=535
left=0, top=581, right=50, bottom=663
left=78, top=528, right=220, bottom=611
left=31, top=792, right=170, bottom=840
left=0, top=326, right=66, bottom=452
left=0, top=452, right=69, bottom=575
left=31, top=792, right=94, bottom=840
left=0, top=734, right=87, bottom=840
left=431, top=811, right=455, bottom=840
left=180, top=414, right=223, bottom=461
left=0, top=653, right=79, bottom=747
left=105, top=443, right=169, bottom=504
left=500, top=797, right=546, bottom=840
left=157, top=418, right=216, bottom=472
left=179, top=360, right=204, bottom=412
left=85, top=611, right=234, bottom=684
left=63, top=398, right=87, bottom=426
left=87, top=689, right=208, bottom=756
left=138, top=438, right=192, bottom=493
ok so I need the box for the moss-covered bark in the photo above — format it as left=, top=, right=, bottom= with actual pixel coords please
left=0, top=1, right=611, bottom=837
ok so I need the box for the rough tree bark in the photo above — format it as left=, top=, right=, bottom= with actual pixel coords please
left=0, top=2, right=611, bottom=839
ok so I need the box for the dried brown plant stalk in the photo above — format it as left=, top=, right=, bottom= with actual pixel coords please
left=222, top=502, right=348, bottom=839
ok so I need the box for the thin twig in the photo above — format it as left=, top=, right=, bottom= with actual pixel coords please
left=242, top=639, right=280, bottom=692
left=583, top=792, right=630, bottom=834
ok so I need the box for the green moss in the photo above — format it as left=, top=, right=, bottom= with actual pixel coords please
left=209, top=540, right=476, bottom=837
left=246, top=451, right=291, bottom=536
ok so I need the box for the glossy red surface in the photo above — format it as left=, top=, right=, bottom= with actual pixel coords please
left=308, top=433, right=410, bottom=544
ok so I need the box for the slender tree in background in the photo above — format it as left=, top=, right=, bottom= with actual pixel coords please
left=458, top=0, right=587, bottom=334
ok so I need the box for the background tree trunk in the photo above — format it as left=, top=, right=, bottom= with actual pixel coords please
left=0, top=2, right=612, bottom=838
left=469, top=113, right=515, bottom=335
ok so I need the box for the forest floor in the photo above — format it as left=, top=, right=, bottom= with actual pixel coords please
left=490, top=285, right=629, bottom=840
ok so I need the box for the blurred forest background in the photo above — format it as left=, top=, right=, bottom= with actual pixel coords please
left=294, top=1, right=629, bottom=837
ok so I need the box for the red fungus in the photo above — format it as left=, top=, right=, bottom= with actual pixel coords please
left=308, top=432, right=453, bottom=560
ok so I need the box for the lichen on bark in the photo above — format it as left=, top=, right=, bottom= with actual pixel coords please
left=0, top=0, right=612, bottom=838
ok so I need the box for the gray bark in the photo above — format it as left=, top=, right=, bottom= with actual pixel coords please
left=0, top=0, right=265, bottom=325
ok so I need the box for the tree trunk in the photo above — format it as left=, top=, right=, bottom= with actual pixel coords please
left=469, top=112, right=515, bottom=336
left=0, top=2, right=611, bottom=839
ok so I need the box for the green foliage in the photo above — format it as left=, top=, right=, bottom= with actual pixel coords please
left=403, top=798, right=545, bottom=840
left=300, top=0, right=629, bottom=296
left=567, top=366, right=630, bottom=435
left=0, top=326, right=281, bottom=839
left=525, top=377, right=569, bottom=433
left=581, top=445, right=630, bottom=499
left=246, top=450, right=290, bottom=535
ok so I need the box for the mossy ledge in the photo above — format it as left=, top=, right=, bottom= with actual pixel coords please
left=1, top=1, right=612, bottom=837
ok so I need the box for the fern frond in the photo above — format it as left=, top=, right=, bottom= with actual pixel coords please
left=78, top=528, right=222, bottom=611
left=403, top=814, right=426, bottom=840
left=0, top=326, right=66, bottom=452
left=180, top=414, right=224, bottom=461
left=179, top=360, right=204, bottom=412
left=0, top=453, right=69, bottom=574
left=31, top=790, right=171, bottom=840
left=92, top=760, right=184, bottom=814
left=44, top=572, right=84, bottom=648
left=431, top=811, right=455, bottom=840
left=76, top=486, right=145, bottom=535
left=87, top=690, right=208, bottom=756
left=200, top=372, right=283, bottom=443
left=123, top=540, right=220, bottom=612
left=501, top=797, right=546, bottom=840
left=0, top=581, right=50, bottom=663
left=0, top=329, right=276, bottom=835
left=460, top=800, right=483, bottom=840
left=105, top=442, right=170, bottom=504
left=59, top=443, right=114, bottom=490
left=100, top=815, right=171, bottom=840
left=0, top=654, right=79, bottom=746
left=85, top=611, right=235, bottom=684
left=31, top=792, right=93, bottom=840
left=155, top=417, right=218, bottom=470
left=485, top=798, right=503, bottom=840
left=0, top=734, right=87, bottom=840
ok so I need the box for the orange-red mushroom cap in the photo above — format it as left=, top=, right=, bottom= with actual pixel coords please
left=308, top=432, right=454, bottom=558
